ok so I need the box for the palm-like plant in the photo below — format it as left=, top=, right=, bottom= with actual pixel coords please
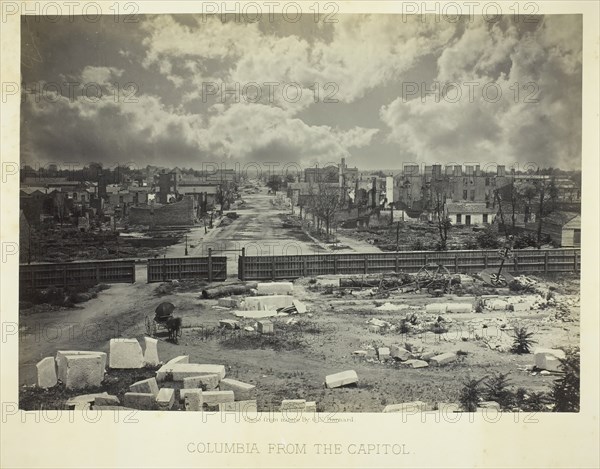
left=459, top=376, right=486, bottom=412
left=511, top=326, right=537, bottom=354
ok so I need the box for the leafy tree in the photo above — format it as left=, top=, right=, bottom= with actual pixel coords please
left=551, top=347, right=580, bottom=412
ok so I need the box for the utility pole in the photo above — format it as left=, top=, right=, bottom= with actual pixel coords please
left=185, top=235, right=188, bottom=256
left=396, top=221, right=400, bottom=252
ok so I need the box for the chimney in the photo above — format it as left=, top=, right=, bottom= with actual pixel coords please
left=497, top=165, right=506, bottom=177
left=454, top=165, right=462, bottom=176
left=475, top=165, right=481, bottom=177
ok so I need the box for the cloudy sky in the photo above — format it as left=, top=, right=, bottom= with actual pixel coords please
left=21, top=14, right=582, bottom=170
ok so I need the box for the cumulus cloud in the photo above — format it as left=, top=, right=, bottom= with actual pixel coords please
left=380, top=16, right=582, bottom=169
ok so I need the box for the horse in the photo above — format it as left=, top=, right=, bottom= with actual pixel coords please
left=166, top=316, right=182, bottom=343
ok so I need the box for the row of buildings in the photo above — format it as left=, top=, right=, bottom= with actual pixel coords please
left=286, top=159, right=581, bottom=247
left=20, top=168, right=238, bottom=230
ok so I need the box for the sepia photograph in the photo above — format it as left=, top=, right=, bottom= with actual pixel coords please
left=1, top=1, right=598, bottom=468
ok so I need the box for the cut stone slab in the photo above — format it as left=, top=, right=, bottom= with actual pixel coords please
left=512, top=302, right=531, bottom=312
left=123, top=392, right=156, bottom=410
left=383, top=401, right=428, bottom=413
left=292, top=300, right=308, bottom=314
left=129, top=377, right=159, bottom=397
left=109, top=339, right=144, bottom=369
left=156, top=363, right=226, bottom=382
left=446, top=303, right=473, bottom=313
left=164, top=355, right=189, bottom=367
left=403, top=359, right=429, bottom=369
left=377, top=347, right=390, bottom=360
left=368, top=325, right=382, bottom=334
left=478, top=401, right=501, bottom=410
left=233, top=310, right=278, bottom=319
left=219, top=378, right=256, bottom=401
left=36, top=357, right=57, bottom=388
left=203, top=390, right=235, bottom=406
left=429, top=352, right=458, bottom=366
left=305, top=401, right=317, bottom=412
left=420, top=351, right=436, bottom=361
left=281, top=399, right=306, bottom=411
left=534, top=348, right=566, bottom=371
left=64, top=355, right=105, bottom=389
left=486, top=299, right=509, bottom=311
left=325, top=370, right=358, bottom=389
left=219, top=319, right=240, bottom=329
left=256, top=282, right=293, bottom=295
left=183, top=374, right=220, bottom=390
left=157, top=388, right=175, bottom=410
left=56, top=351, right=107, bottom=383
left=66, top=392, right=109, bottom=408
left=244, top=295, right=294, bottom=311
left=143, top=337, right=160, bottom=366
left=425, top=304, right=447, bottom=314
left=218, top=297, right=241, bottom=308
left=94, top=395, right=120, bottom=406
left=219, top=400, right=258, bottom=412
left=257, top=320, right=274, bottom=334
left=390, top=345, right=411, bottom=361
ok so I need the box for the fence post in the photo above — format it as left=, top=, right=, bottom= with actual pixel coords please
left=484, top=254, right=488, bottom=269
left=364, top=255, right=368, bottom=274
left=424, top=254, right=429, bottom=266
left=395, top=255, right=399, bottom=273
left=63, top=265, right=67, bottom=287
left=544, top=251, right=549, bottom=273
left=333, top=256, right=338, bottom=275
left=208, top=248, right=213, bottom=282
left=132, top=262, right=136, bottom=283
left=303, top=257, right=307, bottom=277
left=271, top=257, right=276, bottom=280
left=239, top=248, right=245, bottom=281
left=454, top=255, right=458, bottom=273
left=574, top=251, right=579, bottom=272
left=513, top=252, right=519, bottom=273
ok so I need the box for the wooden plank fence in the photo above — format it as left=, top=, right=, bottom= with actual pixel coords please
left=238, top=248, right=580, bottom=281
left=20, top=260, right=136, bottom=289
left=147, top=256, right=227, bottom=283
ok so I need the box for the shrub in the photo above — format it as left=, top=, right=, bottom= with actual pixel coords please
left=511, top=326, right=537, bottom=354
left=477, top=227, right=501, bottom=249
left=484, top=372, right=514, bottom=409
left=410, top=239, right=427, bottom=251
left=459, top=376, right=486, bottom=412
left=513, top=232, right=539, bottom=249
left=551, top=347, right=580, bottom=412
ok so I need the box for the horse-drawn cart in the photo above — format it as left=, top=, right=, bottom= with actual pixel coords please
left=145, top=302, right=182, bottom=341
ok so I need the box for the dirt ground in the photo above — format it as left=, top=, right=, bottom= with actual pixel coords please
left=19, top=188, right=580, bottom=411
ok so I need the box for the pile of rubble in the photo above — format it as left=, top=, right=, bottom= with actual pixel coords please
left=353, top=341, right=460, bottom=369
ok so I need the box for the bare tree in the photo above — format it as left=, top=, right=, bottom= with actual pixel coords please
left=307, top=183, right=342, bottom=241
left=430, top=181, right=451, bottom=250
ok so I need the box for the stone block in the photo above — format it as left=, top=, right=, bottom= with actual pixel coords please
left=534, top=348, right=566, bottom=371
left=292, top=300, right=308, bottom=314
left=426, top=303, right=447, bottom=314
left=368, top=325, right=383, bottom=334
left=352, top=350, right=368, bottom=356
left=94, top=406, right=136, bottom=410
left=203, top=390, right=235, bottom=406
left=378, top=347, right=390, bottom=360
left=123, top=392, right=156, bottom=410
left=383, top=401, right=427, bottom=413
left=156, top=363, right=226, bottom=382
left=219, top=378, right=256, bottom=401
left=325, top=370, right=358, bottom=389
left=390, top=345, right=411, bottom=361
left=257, top=320, right=274, bottom=334
left=244, top=295, right=294, bottom=311
left=219, top=319, right=240, bottom=329
left=511, top=302, right=531, bottom=312
left=183, top=374, right=220, bottom=390
left=94, top=395, right=120, bottom=406
left=64, top=355, right=105, bottom=389
left=256, top=282, right=294, bottom=295
left=305, top=401, right=317, bottom=412
left=234, top=310, right=278, bottom=319
left=446, top=303, right=472, bottom=313
left=478, top=401, right=501, bottom=410
left=67, top=392, right=109, bottom=409
left=429, top=352, right=457, bottom=366
left=420, top=351, right=436, bottom=361
left=109, top=339, right=144, bottom=369
left=486, top=299, right=509, bottom=311
left=56, top=351, right=107, bottom=383
left=156, top=388, right=175, bottom=410
left=281, top=399, right=306, bottom=411
left=129, top=377, right=159, bottom=397
left=165, top=355, right=189, bottom=366
left=403, top=359, right=429, bottom=369
left=218, top=297, right=241, bottom=308
left=219, top=400, right=258, bottom=412
left=143, top=337, right=160, bottom=366
left=36, top=357, right=57, bottom=388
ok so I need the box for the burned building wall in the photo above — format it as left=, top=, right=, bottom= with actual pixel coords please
left=129, top=196, right=195, bottom=226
